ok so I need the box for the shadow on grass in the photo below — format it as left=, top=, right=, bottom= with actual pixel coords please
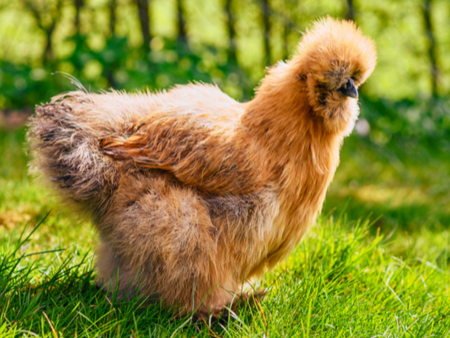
left=324, top=194, right=450, bottom=233
left=324, top=134, right=450, bottom=234
left=0, top=215, right=261, bottom=337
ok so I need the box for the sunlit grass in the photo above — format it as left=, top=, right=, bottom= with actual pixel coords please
left=0, top=126, right=449, bottom=337
left=1, top=215, right=449, bottom=337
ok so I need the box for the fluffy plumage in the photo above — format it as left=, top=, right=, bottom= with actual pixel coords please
left=27, top=17, right=376, bottom=316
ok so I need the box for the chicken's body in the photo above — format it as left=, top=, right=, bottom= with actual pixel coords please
left=27, top=18, right=376, bottom=315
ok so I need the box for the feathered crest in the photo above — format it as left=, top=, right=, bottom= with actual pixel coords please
left=297, top=16, right=377, bottom=85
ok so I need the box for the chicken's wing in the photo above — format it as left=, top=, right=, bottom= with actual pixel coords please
left=100, top=112, right=267, bottom=195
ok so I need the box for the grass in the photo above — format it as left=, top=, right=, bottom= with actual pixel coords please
left=0, top=125, right=449, bottom=337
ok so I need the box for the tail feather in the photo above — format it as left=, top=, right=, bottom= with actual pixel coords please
left=27, top=100, right=119, bottom=216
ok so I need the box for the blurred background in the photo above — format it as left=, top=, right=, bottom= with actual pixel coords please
left=1, top=0, right=450, bottom=107
left=0, top=0, right=449, bottom=255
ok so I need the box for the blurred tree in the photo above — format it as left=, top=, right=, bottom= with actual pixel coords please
left=23, top=0, right=63, bottom=64
left=261, top=0, right=271, bottom=65
left=421, top=0, right=439, bottom=97
left=283, top=25, right=289, bottom=60
left=282, top=0, right=295, bottom=60
left=135, top=0, right=151, bottom=49
left=106, top=0, right=117, bottom=86
left=74, top=0, right=83, bottom=35
left=73, top=0, right=83, bottom=54
left=176, top=0, right=187, bottom=45
left=346, top=0, right=355, bottom=21
left=225, top=0, right=236, bottom=62
left=109, top=0, right=116, bottom=37
left=0, top=0, right=448, bottom=109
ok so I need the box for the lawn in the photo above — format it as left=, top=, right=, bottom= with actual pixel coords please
left=0, top=121, right=449, bottom=337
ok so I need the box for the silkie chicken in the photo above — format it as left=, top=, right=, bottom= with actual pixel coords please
left=27, top=17, right=376, bottom=316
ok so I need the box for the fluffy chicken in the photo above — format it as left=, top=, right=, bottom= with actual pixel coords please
left=27, top=17, right=376, bottom=316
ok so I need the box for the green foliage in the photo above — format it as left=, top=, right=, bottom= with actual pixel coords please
left=0, top=34, right=255, bottom=109
left=1, top=0, right=450, bottom=100
left=361, top=96, right=450, bottom=151
left=0, top=61, right=59, bottom=109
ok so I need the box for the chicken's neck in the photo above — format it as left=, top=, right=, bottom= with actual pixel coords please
left=242, top=87, right=345, bottom=265
left=243, top=88, right=343, bottom=184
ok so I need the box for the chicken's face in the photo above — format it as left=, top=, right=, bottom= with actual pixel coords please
left=304, top=59, right=365, bottom=134
left=296, top=17, right=377, bottom=134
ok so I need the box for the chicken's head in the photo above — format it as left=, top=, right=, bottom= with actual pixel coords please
left=295, top=17, right=377, bottom=134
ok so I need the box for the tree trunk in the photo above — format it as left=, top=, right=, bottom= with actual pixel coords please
left=261, top=0, right=271, bottom=65
left=136, top=0, right=151, bottom=48
left=282, top=0, right=295, bottom=60
left=346, top=0, right=354, bottom=21
left=109, top=0, right=116, bottom=37
left=43, top=34, right=53, bottom=63
left=74, top=0, right=83, bottom=35
left=177, top=0, right=187, bottom=44
left=225, top=0, right=236, bottom=62
left=282, top=0, right=291, bottom=60
left=421, top=0, right=439, bottom=97
left=107, top=0, right=117, bottom=87
left=283, top=22, right=289, bottom=60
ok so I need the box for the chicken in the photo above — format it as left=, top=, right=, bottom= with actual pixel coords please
left=27, top=17, right=376, bottom=316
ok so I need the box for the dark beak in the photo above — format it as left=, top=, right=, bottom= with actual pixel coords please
left=338, top=78, right=358, bottom=99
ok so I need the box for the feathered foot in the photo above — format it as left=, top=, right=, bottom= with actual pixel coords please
left=193, top=288, right=268, bottom=322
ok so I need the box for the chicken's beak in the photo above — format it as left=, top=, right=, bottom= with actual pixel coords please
left=338, top=78, right=358, bottom=99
